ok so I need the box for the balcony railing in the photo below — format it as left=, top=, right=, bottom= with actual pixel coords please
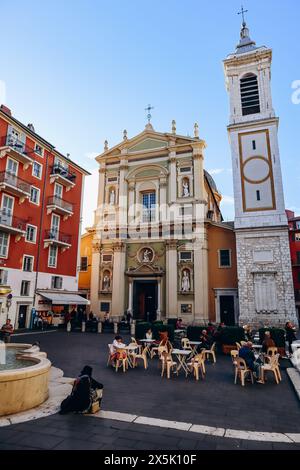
left=50, top=164, right=76, bottom=183
left=44, top=229, right=72, bottom=245
left=0, top=135, right=37, bottom=157
left=47, top=196, right=73, bottom=213
left=0, top=171, right=31, bottom=195
left=0, top=210, right=27, bottom=232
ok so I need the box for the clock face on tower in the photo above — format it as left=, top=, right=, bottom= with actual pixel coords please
left=238, top=129, right=276, bottom=213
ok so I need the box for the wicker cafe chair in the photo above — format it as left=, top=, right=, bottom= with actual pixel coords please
left=234, top=357, right=254, bottom=386
left=187, top=351, right=206, bottom=380
left=160, top=351, right=178, bottom=379
left=261, top=353, right=281, bottom=384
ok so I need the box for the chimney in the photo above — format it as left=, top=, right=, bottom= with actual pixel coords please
left=27, top=123, right=35, bottom=133
left=0, top=104, right=12, bottom=116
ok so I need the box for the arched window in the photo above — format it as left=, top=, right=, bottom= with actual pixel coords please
left=240, top=73, right=260, bottom=116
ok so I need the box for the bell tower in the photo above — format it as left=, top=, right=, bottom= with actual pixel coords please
left=223, top=17, right=298, bottom=327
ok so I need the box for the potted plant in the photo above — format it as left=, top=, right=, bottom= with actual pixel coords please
left=220, top=327, right=245, bottom=354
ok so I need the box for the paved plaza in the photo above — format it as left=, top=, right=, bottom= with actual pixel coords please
left=0, top=330, right=299, bottom=450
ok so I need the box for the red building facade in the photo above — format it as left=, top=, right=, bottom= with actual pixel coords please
left=0, top=105, right=89, bottom=329
left=286, top=209, right=300, bottom=320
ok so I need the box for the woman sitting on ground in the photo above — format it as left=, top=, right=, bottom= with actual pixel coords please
left=60, top=365, right=103, bottom=414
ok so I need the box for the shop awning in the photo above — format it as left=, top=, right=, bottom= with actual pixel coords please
left=40, top=292, right=90, bottom=305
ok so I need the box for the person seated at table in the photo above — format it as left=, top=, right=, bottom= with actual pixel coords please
left=110, top=335, right=127, bottom=365
left=197, top=329, right=212, bottom=352
left=261, top=331, right=275, bottom=353
left=239, top=342, right=264, bottom=383
left=145, top=328, right=153, bottom=340
left=60, top=365, right=103, bottom=414
left=207, top=322, right=215, bottom=336
left=176, top=318, right=185, bottom=329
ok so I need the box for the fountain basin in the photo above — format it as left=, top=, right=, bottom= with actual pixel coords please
left=0, top=343, right=51, bottom=417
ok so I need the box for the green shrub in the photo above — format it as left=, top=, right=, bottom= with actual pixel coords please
left=152, top=324, right=174, bottom=342
left=135, top=322, right=151, bottom=340
left=259, top=328, right=285, bottom=348
left=167, top=318, right=178, bottom=328
left=220, top=327, right=245, bottom=345
left=186, top=326, right=208, bottom=341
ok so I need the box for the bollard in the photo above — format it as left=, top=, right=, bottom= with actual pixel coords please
left=81, top=321, right=86, bottom=333
left=67, top=321, right=71, bottom=333
left=113, top=321, right=118, bottom=334
left=98, top=321, right=102, bottom=333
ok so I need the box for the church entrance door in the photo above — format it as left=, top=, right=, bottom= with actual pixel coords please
left=133, top=280, right=157, bottom=322
left=220, top=295, right=235, bottom=326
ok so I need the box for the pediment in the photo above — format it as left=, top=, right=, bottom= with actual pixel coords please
left=126, top=263, right=164, bottom=276
left=128, top=138, right=168, bottom=153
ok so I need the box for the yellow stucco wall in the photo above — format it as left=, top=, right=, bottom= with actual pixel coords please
left=78, top=231, right=93, bottom=291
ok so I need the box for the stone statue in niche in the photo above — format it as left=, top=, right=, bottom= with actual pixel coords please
left=102, top=273, right=111, bottom=291
left=181, top=270, right=190, bottom=292
left=142, top=248, right=152, bottom=263
left=182, top=180, right=190, bottom=197
left=109, top=189, right=115, bottom=205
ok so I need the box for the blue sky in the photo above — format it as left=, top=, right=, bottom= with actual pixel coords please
left=1, top=0, right=299, bottom=228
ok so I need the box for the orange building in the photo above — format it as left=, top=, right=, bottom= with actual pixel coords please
left=207, top=222, right=238, bottom=325
left=0, top=105, right=90, bottom=328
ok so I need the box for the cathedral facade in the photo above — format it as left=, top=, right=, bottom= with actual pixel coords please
left=83, top=20, right=298, bottom=328
left=88, top=122, right=238, bottom=324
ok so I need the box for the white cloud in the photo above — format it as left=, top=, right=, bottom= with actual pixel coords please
left=85, top=151, right=99, bottom=161
left=221, top=195, right=234, bottom=205
left=81, top=168, right=98, bottom=232
left=207, top=168, right=225, bottom=175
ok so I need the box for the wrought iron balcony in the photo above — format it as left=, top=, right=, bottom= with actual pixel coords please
left=0, top=135, right=34, bottom=168
left=0, top=210, right=27, bottom=239
left=44, top=229, right=72, bottom=249
left=0, top=171, right=31, bottom=201
left=50, top=164, right=76, bottom=189
left=46, top=196, right=74, bottom=218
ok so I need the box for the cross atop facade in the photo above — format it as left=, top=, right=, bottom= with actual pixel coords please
left=238, top=5, right=248, bottom=24
left=145, top=104, right=154, bottom=123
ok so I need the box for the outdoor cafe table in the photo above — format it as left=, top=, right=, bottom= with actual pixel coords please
left=252, top=344, right=263, bottom=352
left=171, top=349, right=191, bottom=376
left=291, top=340, right=300, bottom=354
left=188, top=341, right=201, bottom=356
left=139, top=339, right=156, bottom=357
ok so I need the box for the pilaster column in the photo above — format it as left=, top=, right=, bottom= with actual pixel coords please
left=193, top=236, right=209, bottom=321
left=128, top=181, right=135, bottom=224
left=169, top=152, right=177, bottom=203
left=193, top=147, right=204, bottom=201
left=111, top=242, right=126, bottom=317
left=159, top=177, right=167, bottom=223
left=90, top=240, right=101, bottom=314
left=127, top=278, right=133, bottom=313
left=119, top=158, right=128, bottom=228
left=156, top=279, right=161, bottom=320
left=95, top=165, right=106, bottom=226
left=166, top=240, right=178, bottom=317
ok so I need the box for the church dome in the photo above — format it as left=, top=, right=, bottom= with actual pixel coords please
left=204, top=170, right=218, bottom=193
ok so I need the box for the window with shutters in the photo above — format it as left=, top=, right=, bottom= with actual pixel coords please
left=142, top=192, right=156, bottom=222
left=80, top=257, right=88, bottom=271
left=51, top=276, right=63, bottom=289
left=240, top=73, right=260, bottom=116
left=48, top=245, right=58, bottom=267
left=26, top=224, right=37, bottom=243
left=0, top=269, right=8, bottom=285
left=30, top=186, right=40, bottom=205
left=23, top=255, right=34, bottom=272
left=20, top=280, right=30, bottom=296
left=0, top=232, right=9, bottom=257
left=219, top=249, right=231, bottom=268
left=32, top=161, right=42, bottom=179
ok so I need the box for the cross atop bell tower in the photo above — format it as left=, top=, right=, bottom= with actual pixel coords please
left=237, top=5, right=248, bottom=24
